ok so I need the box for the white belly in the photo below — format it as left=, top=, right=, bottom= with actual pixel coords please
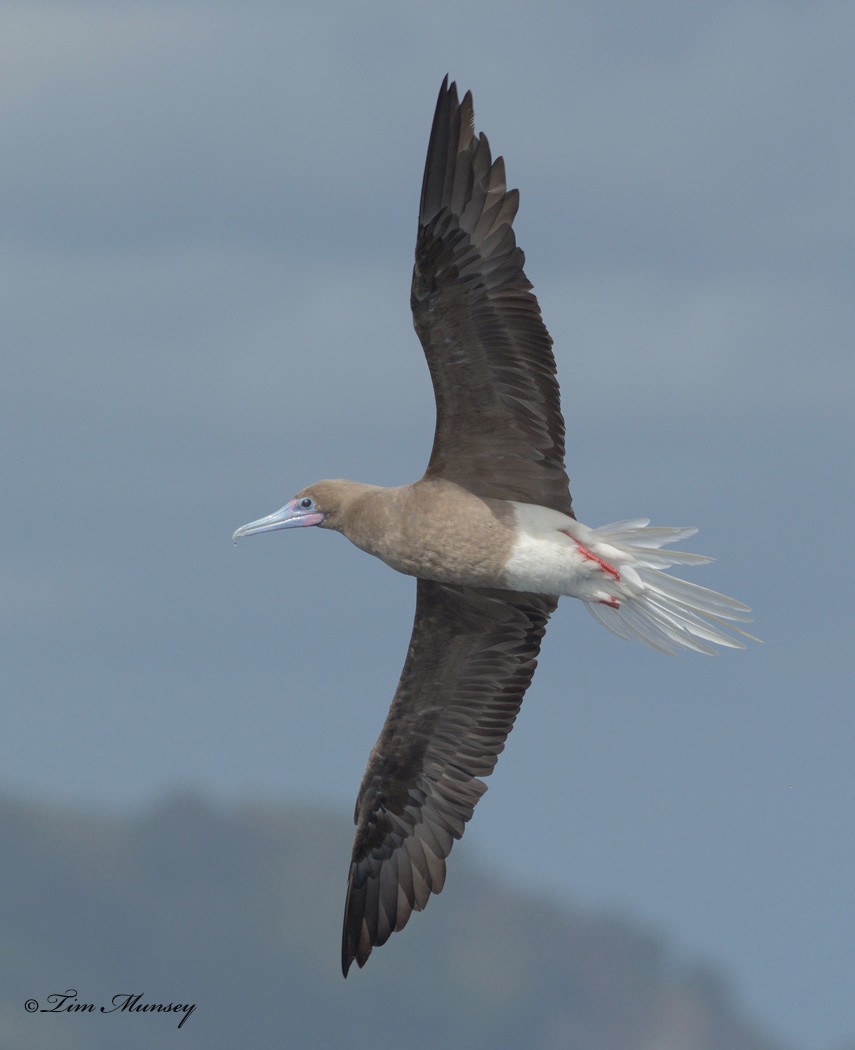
left=502, top=502, right=640, bottom=604
left=499, top=502, right=754, bottom=654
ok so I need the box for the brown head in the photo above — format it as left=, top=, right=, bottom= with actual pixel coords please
left=231, top=479, right=381, bottom=541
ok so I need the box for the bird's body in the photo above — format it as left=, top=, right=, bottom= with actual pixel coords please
left=290, top=477, right=746, bottom=647
left=233, top=77, right=756, bottom=975
left=301, top=478, right=516, bottom=587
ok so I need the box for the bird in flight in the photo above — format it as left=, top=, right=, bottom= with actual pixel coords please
left=233, top=76, right=755, bottom=976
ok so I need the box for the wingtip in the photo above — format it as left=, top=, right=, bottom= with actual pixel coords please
left=341, top=940, right=369, bottom=978
left=436, top=73, right=455, bottom=107
left=341, top=935, right=355, bottom=978
left=341, top=867, right=371, bottom=977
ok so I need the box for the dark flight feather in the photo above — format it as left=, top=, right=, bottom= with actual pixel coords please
left=342, top=78, right=570, bottom=974
left=343, top=580, right=556, bottom=974
left=412, top=76, right=573, bottom=517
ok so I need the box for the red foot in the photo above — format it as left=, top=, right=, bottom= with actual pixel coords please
left=598, top=596, right=621, bottom=609
left=561, top=531, right=621, bottom=581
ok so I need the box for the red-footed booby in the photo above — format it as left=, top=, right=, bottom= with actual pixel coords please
left=233, top=77, right=756, bottom=976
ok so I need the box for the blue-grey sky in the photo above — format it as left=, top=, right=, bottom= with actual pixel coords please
left=3, top=3, right=853, bottom=1047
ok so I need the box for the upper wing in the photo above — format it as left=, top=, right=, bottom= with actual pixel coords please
left=411, top=77, right=573, bottom=517
left=342, top=578, right=556, bottom=975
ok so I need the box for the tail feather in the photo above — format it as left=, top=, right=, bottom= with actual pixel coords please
left=590, top=521, right=714, bottom=568
left=583, top=520, right=758, bottom=655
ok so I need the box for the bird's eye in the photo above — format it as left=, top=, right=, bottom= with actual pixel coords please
left=300, top=497, right=313, bottom=509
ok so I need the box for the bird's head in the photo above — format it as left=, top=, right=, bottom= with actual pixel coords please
left=232, top=480, right=370, bottom=542
left=231, top=484, right=331, bottom=542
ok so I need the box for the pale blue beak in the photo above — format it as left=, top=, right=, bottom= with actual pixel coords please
left=232, top=498, right=325, bottom=542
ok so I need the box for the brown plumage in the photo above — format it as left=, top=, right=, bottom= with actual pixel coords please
left=240, top=77, right=571, bottom=974
left=413, top=79, right=573, bottom=516
left=280, top=79, right=572, bottom=973
left=232, top=75, right=756, bottom=977
left=343, top=580, right=555, bottom=973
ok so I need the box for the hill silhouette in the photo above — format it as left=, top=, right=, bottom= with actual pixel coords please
left=0, top=789, right=791, bottom=1050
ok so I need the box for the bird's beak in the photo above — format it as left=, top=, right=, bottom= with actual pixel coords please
left=232, top=499, right=325, bottom=542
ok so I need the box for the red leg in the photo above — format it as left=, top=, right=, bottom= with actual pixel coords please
left=561, top=531, right=621, bottom=581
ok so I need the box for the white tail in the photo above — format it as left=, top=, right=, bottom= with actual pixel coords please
left=581, top=520, right=758, bottom=655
